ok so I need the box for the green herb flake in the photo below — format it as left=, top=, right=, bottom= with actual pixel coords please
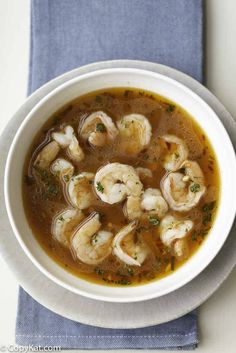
left=91, top=234, right=98, bottom=243
left=47, top=183, right=59, bottom=195
left=202, top=201, right=216, bottom=212
left=149, top=216, right=160, bottom=226
left=53, top=116, right=61, bottom=125
left=95, top=95, right=102, bottom=103
left=126, top=267, right=134, bottom=276
left=117, top=279, right=131, bottom=285
left=166, top=104, right=175, bottom=113
left=203, top=213, right=212, bottom=225
left=174, top=152, right=180, bottom=159
left=191, top=230, right=197, bottom=241
left=102, top=277, right=131, bottom=285
left=96, top=123, right=106, bottom=133
left=96, top=182, right=104, bottom=193
left=94, top=267, right=105, bottom=275
left=63, top=174, right=70, bottom=182
left=190, top=183, right=200, bottom=193
left=124, top=89, right=132, bottom=98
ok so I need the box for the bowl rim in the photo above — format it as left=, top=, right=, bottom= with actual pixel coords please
left=4, top=67, right=236, bottom=302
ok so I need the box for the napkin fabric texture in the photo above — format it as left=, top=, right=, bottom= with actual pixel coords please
left=16, top=0, right=203, bottom=349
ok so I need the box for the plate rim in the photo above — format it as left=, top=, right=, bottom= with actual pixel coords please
left=0, top=59, right=236, bottom=328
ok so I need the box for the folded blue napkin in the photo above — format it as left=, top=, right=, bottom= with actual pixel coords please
left=16, top=0, right=203, bottom=349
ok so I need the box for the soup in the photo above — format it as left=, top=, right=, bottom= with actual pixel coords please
left=23, top=88, right=220, bottom=286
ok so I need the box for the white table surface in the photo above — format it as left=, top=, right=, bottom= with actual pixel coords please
left=0, top=0, right=236, bottom=351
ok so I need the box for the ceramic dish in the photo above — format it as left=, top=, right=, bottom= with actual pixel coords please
left=1, top=60, right=236, bottom=327
left=4, top=67, right=236, bottom=303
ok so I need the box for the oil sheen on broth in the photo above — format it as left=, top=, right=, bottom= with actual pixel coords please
left=23, top=88, right=220, bottom=286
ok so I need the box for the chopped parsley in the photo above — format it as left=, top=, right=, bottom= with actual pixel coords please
left=96, top=182, right=104, bottom=193
left=191, top=230, right=197, bottom=241
left=94, top=267, right=105, bottom=275
left=95, top=95, right=102, bottom=103
left=96, top=123, right=106, bottom=133
left=202, top=201, right=216, bottom=212
left=126, top=267, right=134, bottom=276
left=102, top=278, right=131, bottom=285
left=63, top=174, right=70, bottom=182
left=47, top=183, right=59, bottom=196
left=124, top=89, right=132, bottom=98
left=166, top=104, right=175, bottom=113
left=203, top=213, right=212, bottom=225
left=174, top=152, right=180, bottom=159
left=149, top=216, right=160, bottom=226
left=91, top=233, right=98, bottom=243
left=33, top=165, right=61, bottom=199
left=143, top=154, right=149, bottom=160
left=190, top=183, right=200, bottom=193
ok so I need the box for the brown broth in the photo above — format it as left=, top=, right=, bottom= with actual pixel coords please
left=22, top=88, right=220, bottom=286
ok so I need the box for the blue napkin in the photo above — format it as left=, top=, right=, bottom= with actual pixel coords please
left=16, top=0, right=203, bottom=349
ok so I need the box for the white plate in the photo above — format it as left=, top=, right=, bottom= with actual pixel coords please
left=0, top=60, right=236, bottom=328
left=5, top=67, right=236, bottom=303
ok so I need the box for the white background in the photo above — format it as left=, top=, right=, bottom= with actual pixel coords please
left=0, top=0, right=236, bottom=352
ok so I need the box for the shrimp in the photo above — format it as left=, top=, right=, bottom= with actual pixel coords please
left=52, top=125, right=84, bottom=162
left=112, top=221, right=149, bottom=266
left=34, top=141, right=60, bottom=169
left=161, top=160, right=206, bottom=212
left=161, top=135, right=189, bottom=171
left=117, top=114, right=152, bottom=154
left=160, top=214, right=193, bottom=259
left=66, top=172, right=96, bottom=209
left=125, top=188, right=168, bottom=221
left=125, top=196, right=143, bottom=221
left=50, top=158, right=74, bottom=182
left=136, top=167, right=153, bottom=182
left=71, top=212, right=113, bottom=265
left=94, top=162, right=143, bottom=204
left=173, top=238, right=189, bottom=260
left=51, top=208, right=84, bottom=247
left=141, top=188, right=168, bottom=218
left=79, top=111, right=118, bottom=147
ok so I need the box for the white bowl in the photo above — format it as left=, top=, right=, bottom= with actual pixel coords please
left=4, top=68, right=236, bottom=303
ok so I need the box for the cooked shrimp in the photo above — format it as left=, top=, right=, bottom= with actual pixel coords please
left=66, top=172, right=96, bottom=209
left=125, top=196, right=142, bottom=221
left=161, top=160, right=206, bottom=212
left=160, top=215, right=193, bottom=246
left=79, top=111, right=118, bottom=147
left=136, top=167, right=153, bottom=181
left=144, top=137, right=162, bottom=164
left=160, top=214, right=193, bottom=258
left=34, top=141, right=60, bottom=169
left=51, top=208, right=84, bottom=247
left=117, top=114, right=152, bottom=154
left=141, top=188, right=168, bottom=218
left=50, top=158, right=74, bottom=182
left=94, top=162, right=143, bottom=204
left=52, top=125, right=84, bottom=162
left=125, top=188, right=168, bottom=221
left=173, top=238, right=189, bottom=260
left=161, top=135, right=189, bottom=171
left=71, top=212, right=113, bottom=265
left=112, top=221, right=149, bottom=266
